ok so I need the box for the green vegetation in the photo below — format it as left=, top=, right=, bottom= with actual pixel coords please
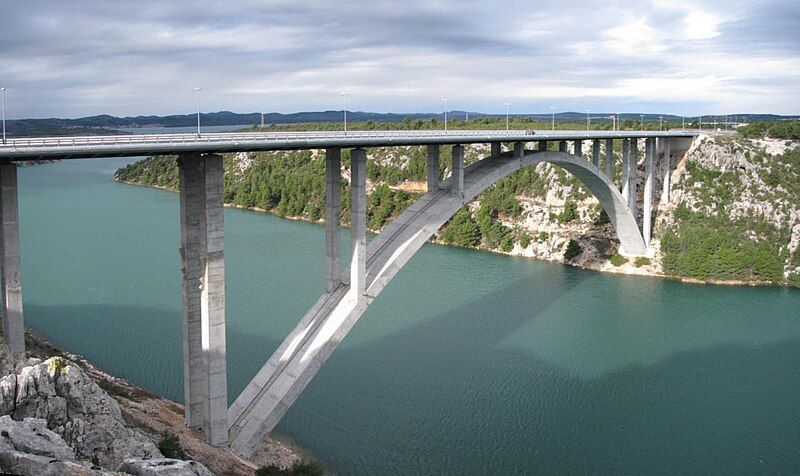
left=738, top=120, right=800, bottom=140
left=609, top=254, right=628, bottom=266
left=157, top=431, right=187, bottom=460
left=556, top=199, right=579, bottom=223
left=564, top=239, right=582, bottom=261
left=256, top=460, right=324, bottom=476
left=519, top=232, right=531, bottom=249
left=439, top=208, right=480, bottom=247
left=634, top=257, right=651, bottom=268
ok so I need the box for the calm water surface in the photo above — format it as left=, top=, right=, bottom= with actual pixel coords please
left=17, top=154, right=800, bottom=475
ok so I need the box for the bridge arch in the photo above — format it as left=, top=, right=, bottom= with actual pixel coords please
left=227, top=146, right=646, bottom=456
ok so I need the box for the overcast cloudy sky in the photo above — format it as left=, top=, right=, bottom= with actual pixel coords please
left=1, top=0, right=798, bottom=119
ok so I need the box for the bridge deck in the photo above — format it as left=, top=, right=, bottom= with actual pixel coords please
left=0, top=129, right=696, bottom=160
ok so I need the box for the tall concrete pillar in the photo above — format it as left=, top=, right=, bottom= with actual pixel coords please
left=325, top=148, right=342, bottom=293
left=604, top=138, right=614, bottom=177
left=178, top=153, right=227, bottom=447
left=427, top=145, right=440, bottom=192
left=643, top=138, right=655, bottom=246
left=621, top=139, right=630, bottom=199
left=514, top=142, right=524, bottom=158
left=661, top=139, right=671, bottom=204
left=350, top=148, right=367, bottom=296
left=490, top=142, right=501, bottom=157
left=628, top=139, right=638, bottom=220
left=573, top=140, right=582, bottom=157
left=592, top=140, right=601, bottom=167
left=451, top=144, right=464, bottom=199
left=558, top=141, right=567, bottom=153
left=538, top=140, right=548, bottom=151
left=0, top=162, right=24, bottom=357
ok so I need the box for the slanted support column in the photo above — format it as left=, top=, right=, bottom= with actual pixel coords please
left=592, top=140, right=601, bottom=167
left=573, top=140, right=582, bottom=157
left=643, top=138, right=655, bottom=246
left=621, top=139, right=630, bottom=198
left=490, top=142, right=501, bottom=158
left=426, top=145, right=440, bottom=192
left=0, top=162, right=24, bottom=357
left=513, top=142, right=524, bottom=158
left=661, top=139, right=671, bottom=204
left=350, top=148, right=367, bottom=296
left=604, top=138, right=614, bottom=177
left=325, top=148, right=342, bottom=293
left=451, top=144, right=464, bottom=200
left=558, top=141, right=567, bottom=153
left=178, top=153, right=228, bottom=447
left=628, top=139, right=639, bottom=220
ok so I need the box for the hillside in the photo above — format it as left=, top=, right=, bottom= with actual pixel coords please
left=114, top=123, right=800, bottom=288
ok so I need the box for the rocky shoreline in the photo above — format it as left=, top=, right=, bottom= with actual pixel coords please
left=0, top=331, right=305, bottom=475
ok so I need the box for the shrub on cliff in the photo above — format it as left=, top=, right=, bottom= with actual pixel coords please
left=609, top=254, right=628, bottom=266
left=564, top=239, right=582, bottom=261
left=158, top=431, right=187, bottom=460
left=256, top=459, right=324, bottom=476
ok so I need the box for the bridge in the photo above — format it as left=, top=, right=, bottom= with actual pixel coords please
left=0, top=128, right=697, bottom=456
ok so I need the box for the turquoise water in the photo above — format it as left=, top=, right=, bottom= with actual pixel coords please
left=17, top=156, right=800, bottom=475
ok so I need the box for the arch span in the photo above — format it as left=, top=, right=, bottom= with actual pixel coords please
left=227, top=147, right=646, bottom=456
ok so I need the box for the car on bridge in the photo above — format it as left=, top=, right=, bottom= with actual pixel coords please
left=525, top=129, right=536, bottom=135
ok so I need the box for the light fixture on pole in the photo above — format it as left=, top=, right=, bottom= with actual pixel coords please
left=443, top=98, right=449, bottom=132
left=1, top=87, right=6, bottom=145
left=659, top=115, right=663, bottom=130
left=193, top=87, right=202, bottom=138
left=640, top=114, right=645, bottom=130
left=550, top=105, right=557, bottom=131
left=340, top=91, right=350, bottom=134
left=504, top=102, right=511, bottom=131
left=585, top=109, right=590, bottom=131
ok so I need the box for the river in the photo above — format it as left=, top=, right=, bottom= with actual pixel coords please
left=16, top=141, right=800, bottom=474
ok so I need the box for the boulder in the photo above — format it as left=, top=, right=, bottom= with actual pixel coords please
left=117, top=458, right=214, bottom=475
left=0, top=415, right=75, bottom=459
left=0, top=450, right=115, bottom=475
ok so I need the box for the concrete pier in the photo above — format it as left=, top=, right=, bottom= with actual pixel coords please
left=559, top=141, right=567, bottom=153
left=0, top=162, right=24, bottom=356
left=592, top=140, right=601, bottom=167
left=538, top=140, right=548, bottom=151
left=350, top=148, right=367, bottom=295
left=178, top=153, right=228, bottom=446
left=621, top=139, right=630, bottom=199
left=514, top=142, right=524, bottom=158
left=427, top=145, right=440, bottom=192
left=451, top=144, right=464, bottom=199
left=604, top=138, right=614, bottom=177
left=661, top=139, right=671, bottom=204
left=325, top=148, right=342, bottom=292
left=628, top=140, right=638, bottom=220
left=490, top=142, right=501, bottom=158
left=573, top=140, right=582, bottom=157
left=643, top=138, right=655, bottom=245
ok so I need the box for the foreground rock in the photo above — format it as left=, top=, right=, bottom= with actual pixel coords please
left=119, top=458, right=213, bottom=475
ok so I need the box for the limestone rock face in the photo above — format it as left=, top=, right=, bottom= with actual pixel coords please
left=118, top=458, right=214, bottom=475
left=0, top=357, right=161, bottom=469
left=0, top=450, right=115, bottom=475
left=0, top=415, right=76, bottom=459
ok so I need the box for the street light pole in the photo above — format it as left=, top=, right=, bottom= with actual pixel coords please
left=1, top=87, right=6, bottom=145
left=550, top=105, right=557, bottom=131
left=640, top=114, right=645, bottom=130
left=443, top=98, right=449, bottom=132
left=193, top=87, right=202, bottom=138
left=340, top=91, right=350, bottom=134
left=682, top=116, right=685, bottom=130
left=585, top=109, right=590, bottom=131
left=504, top=102, right=511, bottom=131
left=659, top=115, right=663, bottom=130
left=261, top=112, right=264, bottom=128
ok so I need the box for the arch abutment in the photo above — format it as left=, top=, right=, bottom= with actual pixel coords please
left=0, top=161, right=25, bottom=357
left=592, top=140, right=601, bottom=167
left=350, top=148, right=367, bottom=295
left=177, top=153, right=228, bottom=447
left=604, top=138, right=614, bottom=177
left=661, top=138, right=671, bottom=204
left=451, top=144, right=464, bottom=201
left=427, top=144, right=440, bottom=192
left=643, top=138, right=655, bottom=247
left=325, top=148, right=342, bottom=293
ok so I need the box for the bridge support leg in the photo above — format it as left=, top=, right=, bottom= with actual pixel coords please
left=0, top=162, right=24, bottom=357
left=514, top=142, right=524, bottom=158
left=350, top=148, right=367, bottom=295
left=427, top=145, right=440, bottom=192
left=643, top=138, right=655, bottom=246
left=178, top=153, right=228, bottom=447
left=490, top=142, right=501, bottom=158
left=621, top=139, right=630, bottom=199
left=558, top=141, right=567, bottom=153
left=573, top=140, right=582, bottom=157
left=604, top=138, right=613, bottom=177
left=661, top=139, right=671, bottom=204
left=627, top=139, right=638, bottom=220
left=326, top=148, right=342, bottom=292
left=592, top=140, right=601, bottom=167
left=451, top=144, right=464, bottom=200
left=538, top=140, right=548, bottom=151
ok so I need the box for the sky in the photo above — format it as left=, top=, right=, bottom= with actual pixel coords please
left=1, top=0, right=799, bottom=119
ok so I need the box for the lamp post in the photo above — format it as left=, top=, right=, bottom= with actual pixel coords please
left=585, top=109, right=590, bottom=131
left=443, top=98, right=449, bottom=132
left=640, top=114, right=645, bottom=130
left=659, top=115, right=663, bottom=130
left=1, top=87, right=6, bottom=145
left=193, top=87, right=202, bottom=138
left=682, top=116, right=685, bottom=130
left=504, top=102, right=511, bottom=131
left=340, top=91, right=350, bottom=134
left=261, top=112, right=264, bottom=128
left=550, top=105, right=557, bottom=131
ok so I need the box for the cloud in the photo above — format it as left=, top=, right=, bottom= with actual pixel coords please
left=0, top=0, right=797, bottom=118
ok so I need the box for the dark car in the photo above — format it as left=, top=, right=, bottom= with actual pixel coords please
left=524, top=129, right=536, bottom=135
